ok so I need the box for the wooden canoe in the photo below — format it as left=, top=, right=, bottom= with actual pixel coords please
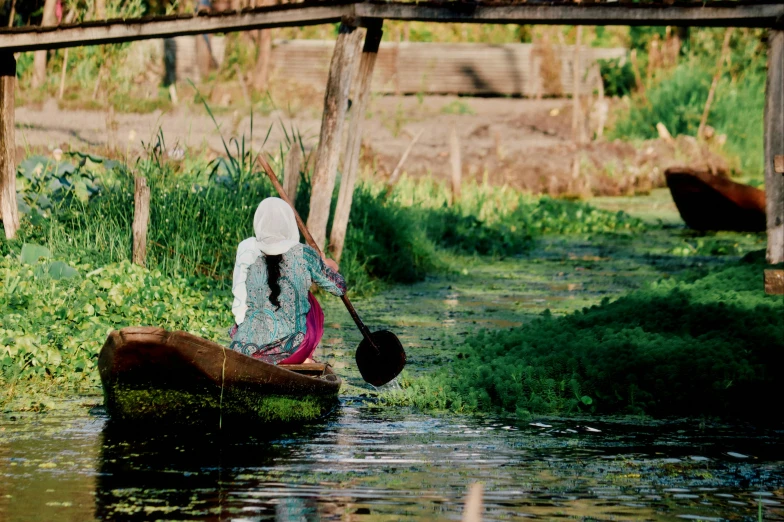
left=98, top=326, right=341, bottom=427
left=665, top=167, right=766, bottom=232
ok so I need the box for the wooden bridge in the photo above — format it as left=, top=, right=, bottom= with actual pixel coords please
left=0, top=0, right=782, bottom=267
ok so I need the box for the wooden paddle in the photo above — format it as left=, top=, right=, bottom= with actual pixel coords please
left=256, top=155, right=406, bottom=387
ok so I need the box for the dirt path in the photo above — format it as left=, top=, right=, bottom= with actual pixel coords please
left=16, top=96, right=727, bottom=196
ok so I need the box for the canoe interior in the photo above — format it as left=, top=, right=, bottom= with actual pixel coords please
left=664, top=167, right=766, bottom=232
left=98, top=327, right=341, bottom=427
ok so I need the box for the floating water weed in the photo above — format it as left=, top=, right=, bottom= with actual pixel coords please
left=389, top=254, right=784, bottom=420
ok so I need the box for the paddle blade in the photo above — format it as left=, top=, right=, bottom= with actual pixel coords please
left=355, top=330, right=406, bottom=387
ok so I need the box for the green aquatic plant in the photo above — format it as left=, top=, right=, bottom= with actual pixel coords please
left=388, top=253, right=784, bottom=420
left=112, top=388, right=332, bottom=424
left=0, top=253, right=231, bottom=410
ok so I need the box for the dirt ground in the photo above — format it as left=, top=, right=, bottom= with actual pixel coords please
left=15, top=95, right=729, bottom=197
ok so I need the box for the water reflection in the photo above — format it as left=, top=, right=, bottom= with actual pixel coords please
left=95, top=420, right=328, bottom=520
left=2, top=404, right=783, bottom=521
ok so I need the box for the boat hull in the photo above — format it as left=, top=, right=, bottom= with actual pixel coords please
left=665, top=167, right=766, bottom=232
left=98, top=327, right=341, bottom=426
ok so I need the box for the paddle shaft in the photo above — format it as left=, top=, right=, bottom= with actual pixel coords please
left=257, top=155, right=378, bottom=348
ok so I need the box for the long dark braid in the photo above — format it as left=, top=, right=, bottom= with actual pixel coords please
left=265, top=254, right=283, bottom=309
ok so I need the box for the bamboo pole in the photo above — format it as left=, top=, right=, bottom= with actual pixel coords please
left=329, top=21, right=383, bottom=263
left=764, top=30, right=784, bottom=264
left=0, top=52, right=18, bottom=239
left=698, top=28, right=733, bottom=140
left=306, top=20, right=362, bottom=251
left=384, top=128, right=424, bottom=199
left=449, top=124, right=462, bottom=205
left=132, top=177, right=150, bottom=267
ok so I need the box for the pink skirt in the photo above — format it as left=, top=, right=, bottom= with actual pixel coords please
left=278, top=292, right=325, bottom=365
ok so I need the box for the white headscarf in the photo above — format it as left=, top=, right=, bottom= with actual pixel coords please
left=231, top=198, right=300, bottom=324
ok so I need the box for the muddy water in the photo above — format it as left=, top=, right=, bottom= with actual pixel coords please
left=1, top=192, right=780, bottom=521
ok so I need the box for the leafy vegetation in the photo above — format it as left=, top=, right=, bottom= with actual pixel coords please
left=609, top=29, right=767, bottom=179
left=0, top=254, right=229, bottom=410
left=1, top=143, right=650, bottom=410
left=387, top=253, right=783, bottom=421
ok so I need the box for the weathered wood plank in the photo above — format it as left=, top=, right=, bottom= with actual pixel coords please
left=0, top=2, right=782, bottom=54
left=329, top=21, right=383, bottom=264
left=0, top=3, right=350, bottom=53
left=0, top=52, right=18, bottom=240
left=765, top=30, right=784, bottom=264
left=307, top=21, right=363, bottom=251
left=355, top=1, right=784, bottom=28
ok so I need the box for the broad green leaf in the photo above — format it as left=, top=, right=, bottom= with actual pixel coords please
left=48, top=261, right=79, bottom=280
left=21, top=243, right=52, bottom=265
left=580, top=396, right=593, bottom=406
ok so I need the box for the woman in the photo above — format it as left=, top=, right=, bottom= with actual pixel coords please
left=229, top=197, right=346, bottom=364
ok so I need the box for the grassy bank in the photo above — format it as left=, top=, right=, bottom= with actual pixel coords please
left=388, top=252, right=783, bottom=421
left=1, top=149, right=646, bottom=410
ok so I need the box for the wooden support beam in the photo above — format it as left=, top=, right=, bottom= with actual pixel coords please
left=1, top=2, right=783, bottom=54
left=307, top=20, right=363, bottom=252
left=354, top=1, right=784, bottom=29
left=0, top=3, right=350, bottom=53
left=0, top=52, right=18, bottom=240
left=329, top=20, right=383, bottom=264
left=765, top=30, right=784, bottom=265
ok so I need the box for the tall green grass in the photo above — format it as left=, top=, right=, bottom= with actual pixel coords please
left=609, top=61, right=765, bottom=179
left=5, top=143, right=646, bottom=294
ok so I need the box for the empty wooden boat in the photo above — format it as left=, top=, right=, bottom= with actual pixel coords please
left=665, top=167, right=766, bottom=232
left=98, top=326, right=341, bottom=426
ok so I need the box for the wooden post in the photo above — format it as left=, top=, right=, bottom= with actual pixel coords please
left=306, top=20, right=362, bottom=251
left=253, top=26, right=273, bottom=91
left=32, top=0, right=57, bottom=89
left=132, top=177, right=150, bottom=267
left=450, top=124, right=462, bottom=205
left=58, top=48, right=68, bottom=100
left=329, top=21, right=383, bottom=263
left=252, top=0, right=275, bottom=91
left=283, top=143, right=303, bottom=204
left=765, top=30, right=784, bottom=265
left=571, top=26, right=586, bottom=144
left=7, top=0, right=15, bottom=28
left=0, top=52, right=18, bottom=240
left=698, top=28, right=733, bottom=140
left=461, top=483, right=483, bottom=522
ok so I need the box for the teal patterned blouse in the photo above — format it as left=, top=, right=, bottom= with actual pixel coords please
left=229, top=244, right=346, bottom=362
